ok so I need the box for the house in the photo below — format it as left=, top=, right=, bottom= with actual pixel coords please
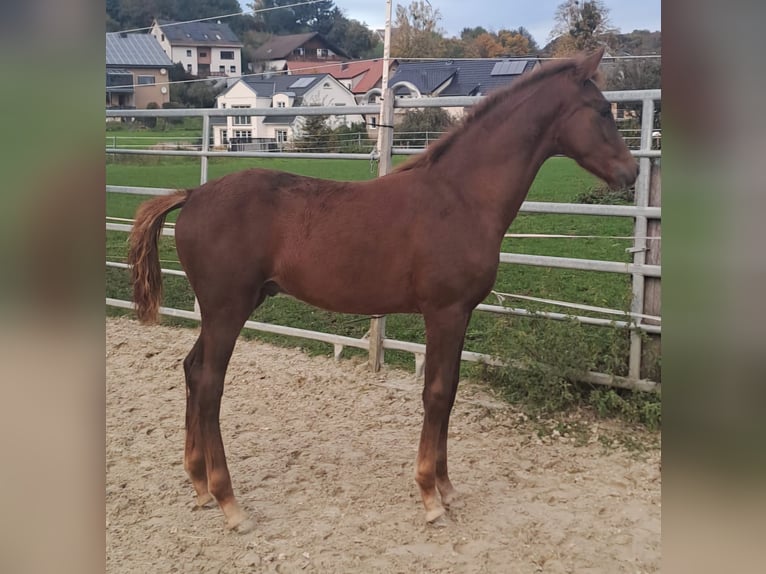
left=387, top=58, right=539, bottom=119
left=285, top=59, right=392, bottom=133
left=212, top=73, right=363, bottom=150
left=286, top=59, right=390, bottom=101
left=106, top=32, right=173, bottom=109
left=252, top=32, right=349, bottom=72
left=150, top=19, right=243, bottom=78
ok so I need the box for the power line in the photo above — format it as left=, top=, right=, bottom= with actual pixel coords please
left=111, top=0, right=326, bottom=35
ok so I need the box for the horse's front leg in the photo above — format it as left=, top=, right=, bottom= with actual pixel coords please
left=416, top=307, right=471, bottom=523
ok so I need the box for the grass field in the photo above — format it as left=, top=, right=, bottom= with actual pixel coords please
left=106, top=118, right=204, bottom=149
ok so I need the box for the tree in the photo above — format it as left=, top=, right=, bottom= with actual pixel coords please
left=397, top=108, right=455, bottom=147
left=294, top=114, right=333, bottom=151
left=464, top=33, right=505, bottom=58
left=326, top=17, right=380, bottom=59
left=249, top=0, right=337, bottom=34
left=391, top=1, right=446, bottom=58
left=497, top=29, right=531, bottom=57
left=606, top=58, right=661, bottom=91
left=460, top=26, right=489, bottom=42
left=550, top=0, right=615, bottom=55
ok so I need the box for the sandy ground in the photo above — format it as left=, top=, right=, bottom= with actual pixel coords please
left=106, top=317, right=660, bottom=573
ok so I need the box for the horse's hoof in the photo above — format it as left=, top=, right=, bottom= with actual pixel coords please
left=228, top=516, right=256, bottom=535
left=425, top=506, right=446, bottom=523
left=428, top=513, right=449, bottom=528
left=192, top=493, right=217, bottom=511
left=442, top=491, right=463, bottom=510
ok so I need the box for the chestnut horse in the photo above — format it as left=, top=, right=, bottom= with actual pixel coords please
left=128, top=48, right=637, bottom=533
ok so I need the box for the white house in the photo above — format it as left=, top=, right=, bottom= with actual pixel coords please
left=150, top=19, right=243, bottom=78
left=213, top=73, right=364, bottom=149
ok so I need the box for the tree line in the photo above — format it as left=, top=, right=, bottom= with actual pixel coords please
left=107, top=1, right=660, bottom=62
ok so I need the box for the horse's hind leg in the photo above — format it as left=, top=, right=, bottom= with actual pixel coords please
left=185, top=291, right=264, bottom=534
left=416, top=307, right=471, bottom=523
left=183, top=337, right=215, bottom=508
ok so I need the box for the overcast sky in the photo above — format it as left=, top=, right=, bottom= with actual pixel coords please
left=244, top=1, right=661, bottom=48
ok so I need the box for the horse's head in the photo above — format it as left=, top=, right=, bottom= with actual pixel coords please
left=553, top=48, right=639, bottom=189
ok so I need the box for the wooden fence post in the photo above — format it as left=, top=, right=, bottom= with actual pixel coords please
left=641, top=159, right=661, bottom=380
left=368, top=88, right=395, bottom=372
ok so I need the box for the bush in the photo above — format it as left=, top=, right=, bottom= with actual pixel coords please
left=482, top=315, right=661, bottom=429
left=575, top=181, right=635, bottom=205
left=396, top=108, right=454, bottom=147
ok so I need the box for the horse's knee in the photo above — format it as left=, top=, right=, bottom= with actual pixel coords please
left=422, top=385, right=452, bottom=415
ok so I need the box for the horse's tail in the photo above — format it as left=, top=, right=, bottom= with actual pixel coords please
left=128, top=190, right=189, bottom=324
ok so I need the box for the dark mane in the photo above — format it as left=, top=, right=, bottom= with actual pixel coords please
left=394, top=58, right=580, bottom=173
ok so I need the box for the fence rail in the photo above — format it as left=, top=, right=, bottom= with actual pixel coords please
left=106, top=89, right=661, bottom=392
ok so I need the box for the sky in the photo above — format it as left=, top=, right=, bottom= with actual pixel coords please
left=244, top=1, right=661, bottom=48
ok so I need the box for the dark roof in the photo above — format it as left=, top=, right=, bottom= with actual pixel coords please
left=253, top=32, right=350, bottom=60
left=155, top=19, right=241, bottom=46
left=106, top=33, right=173, bottom=68
left=234, top=73, right=334, bottom=99
left=389, top=59, right=537, bottom=97
left=253, top=32, right=318, bottom=60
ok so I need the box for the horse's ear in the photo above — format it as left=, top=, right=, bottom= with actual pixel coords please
left=576, top=46, right=605, bottom=83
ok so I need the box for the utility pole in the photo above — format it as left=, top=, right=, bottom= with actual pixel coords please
left=368, top=0, right=394, bottom=372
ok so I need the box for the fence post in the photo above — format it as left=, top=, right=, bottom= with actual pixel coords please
left=200, top=113, right=210, bottom=185
left=628, top=97, right=655, bottom=380
left=193, top=113, right=211, bottom=316
left=641, top=159, right=661, bottom=380
left=368, top=87, right=395, bottom=372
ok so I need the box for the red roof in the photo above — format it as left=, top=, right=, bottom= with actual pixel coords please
left=286, top=59, right=384, bottom=94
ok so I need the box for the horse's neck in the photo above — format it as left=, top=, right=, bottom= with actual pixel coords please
left=437, top=85, right=563, bottom=236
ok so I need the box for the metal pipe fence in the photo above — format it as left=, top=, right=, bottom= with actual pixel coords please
left=106, top=89, right=661, bottom=391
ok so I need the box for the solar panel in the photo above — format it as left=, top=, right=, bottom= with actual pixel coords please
left=289, top=77, right=315, bottom=89
left=490, top=60, right=527, bottom=76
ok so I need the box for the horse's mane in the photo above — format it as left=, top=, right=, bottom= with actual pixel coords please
left=393, top=57, right=589, bottom=173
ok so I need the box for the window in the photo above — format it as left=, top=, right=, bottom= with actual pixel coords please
left=221, top=103, right=226, bottom=108
left=276, top=130, right=288, bottom=143
left=293, top=48, right=305, bottom=56
left=220, top=130, right=228, bottom=143
left=230, top=65, right=236, bottom=73
left=323, top=82, right=331, bottom=89
left=160, top=34, right=165, bottom=42
left=186, top=49, right=192, bottom=57
left=276, top=101, right=286, bottom=108
left=316, top=48, right=329, bottom=57
left=199, top=51, right=207, bottom=58
left=220, top=51, right=235, bottom=60
left=219, top=65, right=225, bottom=73
left=232, top=105, right=250, bottom=125
left=186, top=64, right=192, bottom=73
left=370, top=116, right=377, bottom=128
left=233, top=130, right=252, bottom=142
left=137, top=75, right=155, bottom=85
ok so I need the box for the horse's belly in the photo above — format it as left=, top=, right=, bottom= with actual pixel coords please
left=275, top=266, right=418, bottom=316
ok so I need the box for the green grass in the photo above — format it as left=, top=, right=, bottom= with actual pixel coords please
left=106, top=153, right=660, bottom=429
